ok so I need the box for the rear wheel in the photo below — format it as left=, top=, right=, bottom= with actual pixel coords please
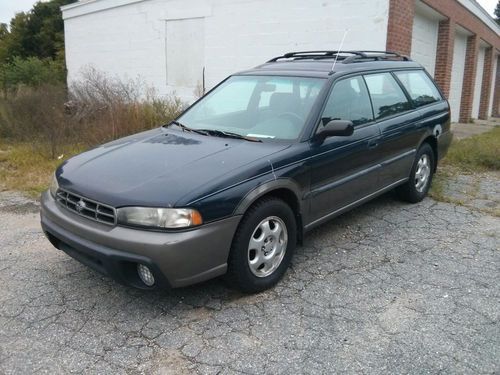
left=396, top=143, right=435, bottom=203
left=226, top=197, right=296, bottom=293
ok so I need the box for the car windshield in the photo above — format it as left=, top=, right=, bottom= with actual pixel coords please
left=177, top=75, right=326, bottom=141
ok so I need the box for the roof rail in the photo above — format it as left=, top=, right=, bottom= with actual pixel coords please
left=267, top=50, right=411, bottom=64
left=267, top=51, right=366, bottom=62
left=342, top=51, right=411, bottom=63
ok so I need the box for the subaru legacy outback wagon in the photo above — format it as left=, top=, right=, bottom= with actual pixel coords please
left=41, top=51, right=452, bottom=292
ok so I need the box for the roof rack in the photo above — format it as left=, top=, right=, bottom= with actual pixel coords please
left=267, top=50, right=411, bottom=64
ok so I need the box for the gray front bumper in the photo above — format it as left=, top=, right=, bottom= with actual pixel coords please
left=40, top=191, right=241, bottom=288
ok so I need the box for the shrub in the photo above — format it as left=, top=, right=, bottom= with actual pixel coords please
left=0, top=83, right=69, bottom=158
left=0, top=56, right=65, bottom=90
left=68, top=67, right=185, bottom=144
left=0, top=68, right=186, bottom=159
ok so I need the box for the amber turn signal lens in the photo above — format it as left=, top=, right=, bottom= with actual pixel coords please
left=191, top=210, right=203, bottom=226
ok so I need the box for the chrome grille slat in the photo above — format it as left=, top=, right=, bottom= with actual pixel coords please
left=55, top=188, right=117, bottom=226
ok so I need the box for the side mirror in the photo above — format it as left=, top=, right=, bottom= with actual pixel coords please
left=316, top=119, right=354, bottom=140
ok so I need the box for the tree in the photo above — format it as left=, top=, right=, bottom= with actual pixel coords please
left=0, top=0, right=75, bottom=63
left=495, top=1, right=500, bottom=25
left=1, top=56, right=65, bottom=88
left=0, top=24, right=8, bottom=39
left=0, top=0, right=76, bottom=88
left=0, top=23, right=9, bottom=62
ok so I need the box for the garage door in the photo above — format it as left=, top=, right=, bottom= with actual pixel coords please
left=472, top=47, right=486, bottom=119
left=411, top=12, right=439, bottom=76
left=449, top=33, right=468, bottom=122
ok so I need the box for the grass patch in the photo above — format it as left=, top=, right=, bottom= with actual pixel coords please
left=430, top=126, right=500, bottom=200
left=0, top=142, right=83, bottom=197
left=429, top=126, right=500, bottom=216
left=442, top=126, right=500, bottom=171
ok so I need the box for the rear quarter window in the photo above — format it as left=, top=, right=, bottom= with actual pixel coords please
left=394, top=70, right=442, bottom=108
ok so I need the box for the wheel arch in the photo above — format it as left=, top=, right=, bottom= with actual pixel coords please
left=233, top=179, right=305, bottom=244
left=419, top=135, right=438, bottom=172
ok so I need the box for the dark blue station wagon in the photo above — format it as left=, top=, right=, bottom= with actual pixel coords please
left=41, top=51, right=452, bottom=292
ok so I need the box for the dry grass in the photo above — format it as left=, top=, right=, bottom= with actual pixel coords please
left=0, top=69, right=185, bottom=159
left=0, top=68, right=185, bottom=196
left=0, top=142, right=84, bottom=196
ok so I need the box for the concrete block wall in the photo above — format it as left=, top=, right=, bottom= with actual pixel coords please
left=204, top=0, right=389, bottom=91
left=62, top=0, right=499, bottom=118
left=63, top=0, right=390, bottom=103
left=63, top=1, right=169, bottom=96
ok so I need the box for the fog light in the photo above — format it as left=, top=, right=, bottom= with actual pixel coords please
left=137, top=264, right=155, bottom=286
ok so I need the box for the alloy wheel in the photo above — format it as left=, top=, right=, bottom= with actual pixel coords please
left=247, top=216, right=288, bottom=277
left=415, top=154, right=431, bottom=193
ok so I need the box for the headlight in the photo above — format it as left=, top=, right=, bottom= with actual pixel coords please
left=49, top=173, right=59, bottom=197
left=116, top=207, right=203, bottom=229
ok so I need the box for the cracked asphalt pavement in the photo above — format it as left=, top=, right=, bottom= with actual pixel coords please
left=0, top=185, right=499, bottom=374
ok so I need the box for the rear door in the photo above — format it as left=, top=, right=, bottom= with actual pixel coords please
left=394, top=68, right=450, bottom=160
left=363, top=71, right=421, bottom=187
left=307, top=75, right=381, bottom=225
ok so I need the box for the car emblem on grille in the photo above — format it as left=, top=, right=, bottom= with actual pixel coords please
left=75, top=199, right=86, bottom=213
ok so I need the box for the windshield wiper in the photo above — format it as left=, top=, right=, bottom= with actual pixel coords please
left=164, top=122, right=262, bottom=142
left=163, top=121, right=208, bottom=136
left=196, top=129, right=262, bottom=142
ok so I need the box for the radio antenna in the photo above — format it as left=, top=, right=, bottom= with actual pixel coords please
left=331, top=29, right=349, bottom=71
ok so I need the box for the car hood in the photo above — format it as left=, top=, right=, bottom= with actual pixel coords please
left=57, top=127, right=289, bottom=207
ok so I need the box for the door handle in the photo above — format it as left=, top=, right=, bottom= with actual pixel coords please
left=368, top=139, right=379, bottom=149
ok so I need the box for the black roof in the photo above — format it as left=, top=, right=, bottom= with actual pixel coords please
left=239, top=51, right=423, bottom=78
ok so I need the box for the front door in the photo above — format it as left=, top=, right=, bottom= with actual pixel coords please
left=307, top=75, right=381, bottom=225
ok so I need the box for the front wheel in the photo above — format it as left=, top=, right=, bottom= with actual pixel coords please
left=396, top=143, right=435, bottom=203
left=226, top=198, right=296, bottom=293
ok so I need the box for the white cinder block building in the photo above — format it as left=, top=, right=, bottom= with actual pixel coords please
left=62, top=0, right=500, bottom=122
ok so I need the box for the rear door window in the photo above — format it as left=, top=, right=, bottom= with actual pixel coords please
left=321, top=75, right=374, bottom=127
left=394, top=70, right=442, bottom=107
left=364, top=73, right=412, bottom=120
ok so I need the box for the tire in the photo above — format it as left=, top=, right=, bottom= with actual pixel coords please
left=226, top=197, right=297, bottom=293
left=396, top=143, right=435, bottom=203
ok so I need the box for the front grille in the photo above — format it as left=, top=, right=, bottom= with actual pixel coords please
left=55, top=189, right=117, bottom=225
